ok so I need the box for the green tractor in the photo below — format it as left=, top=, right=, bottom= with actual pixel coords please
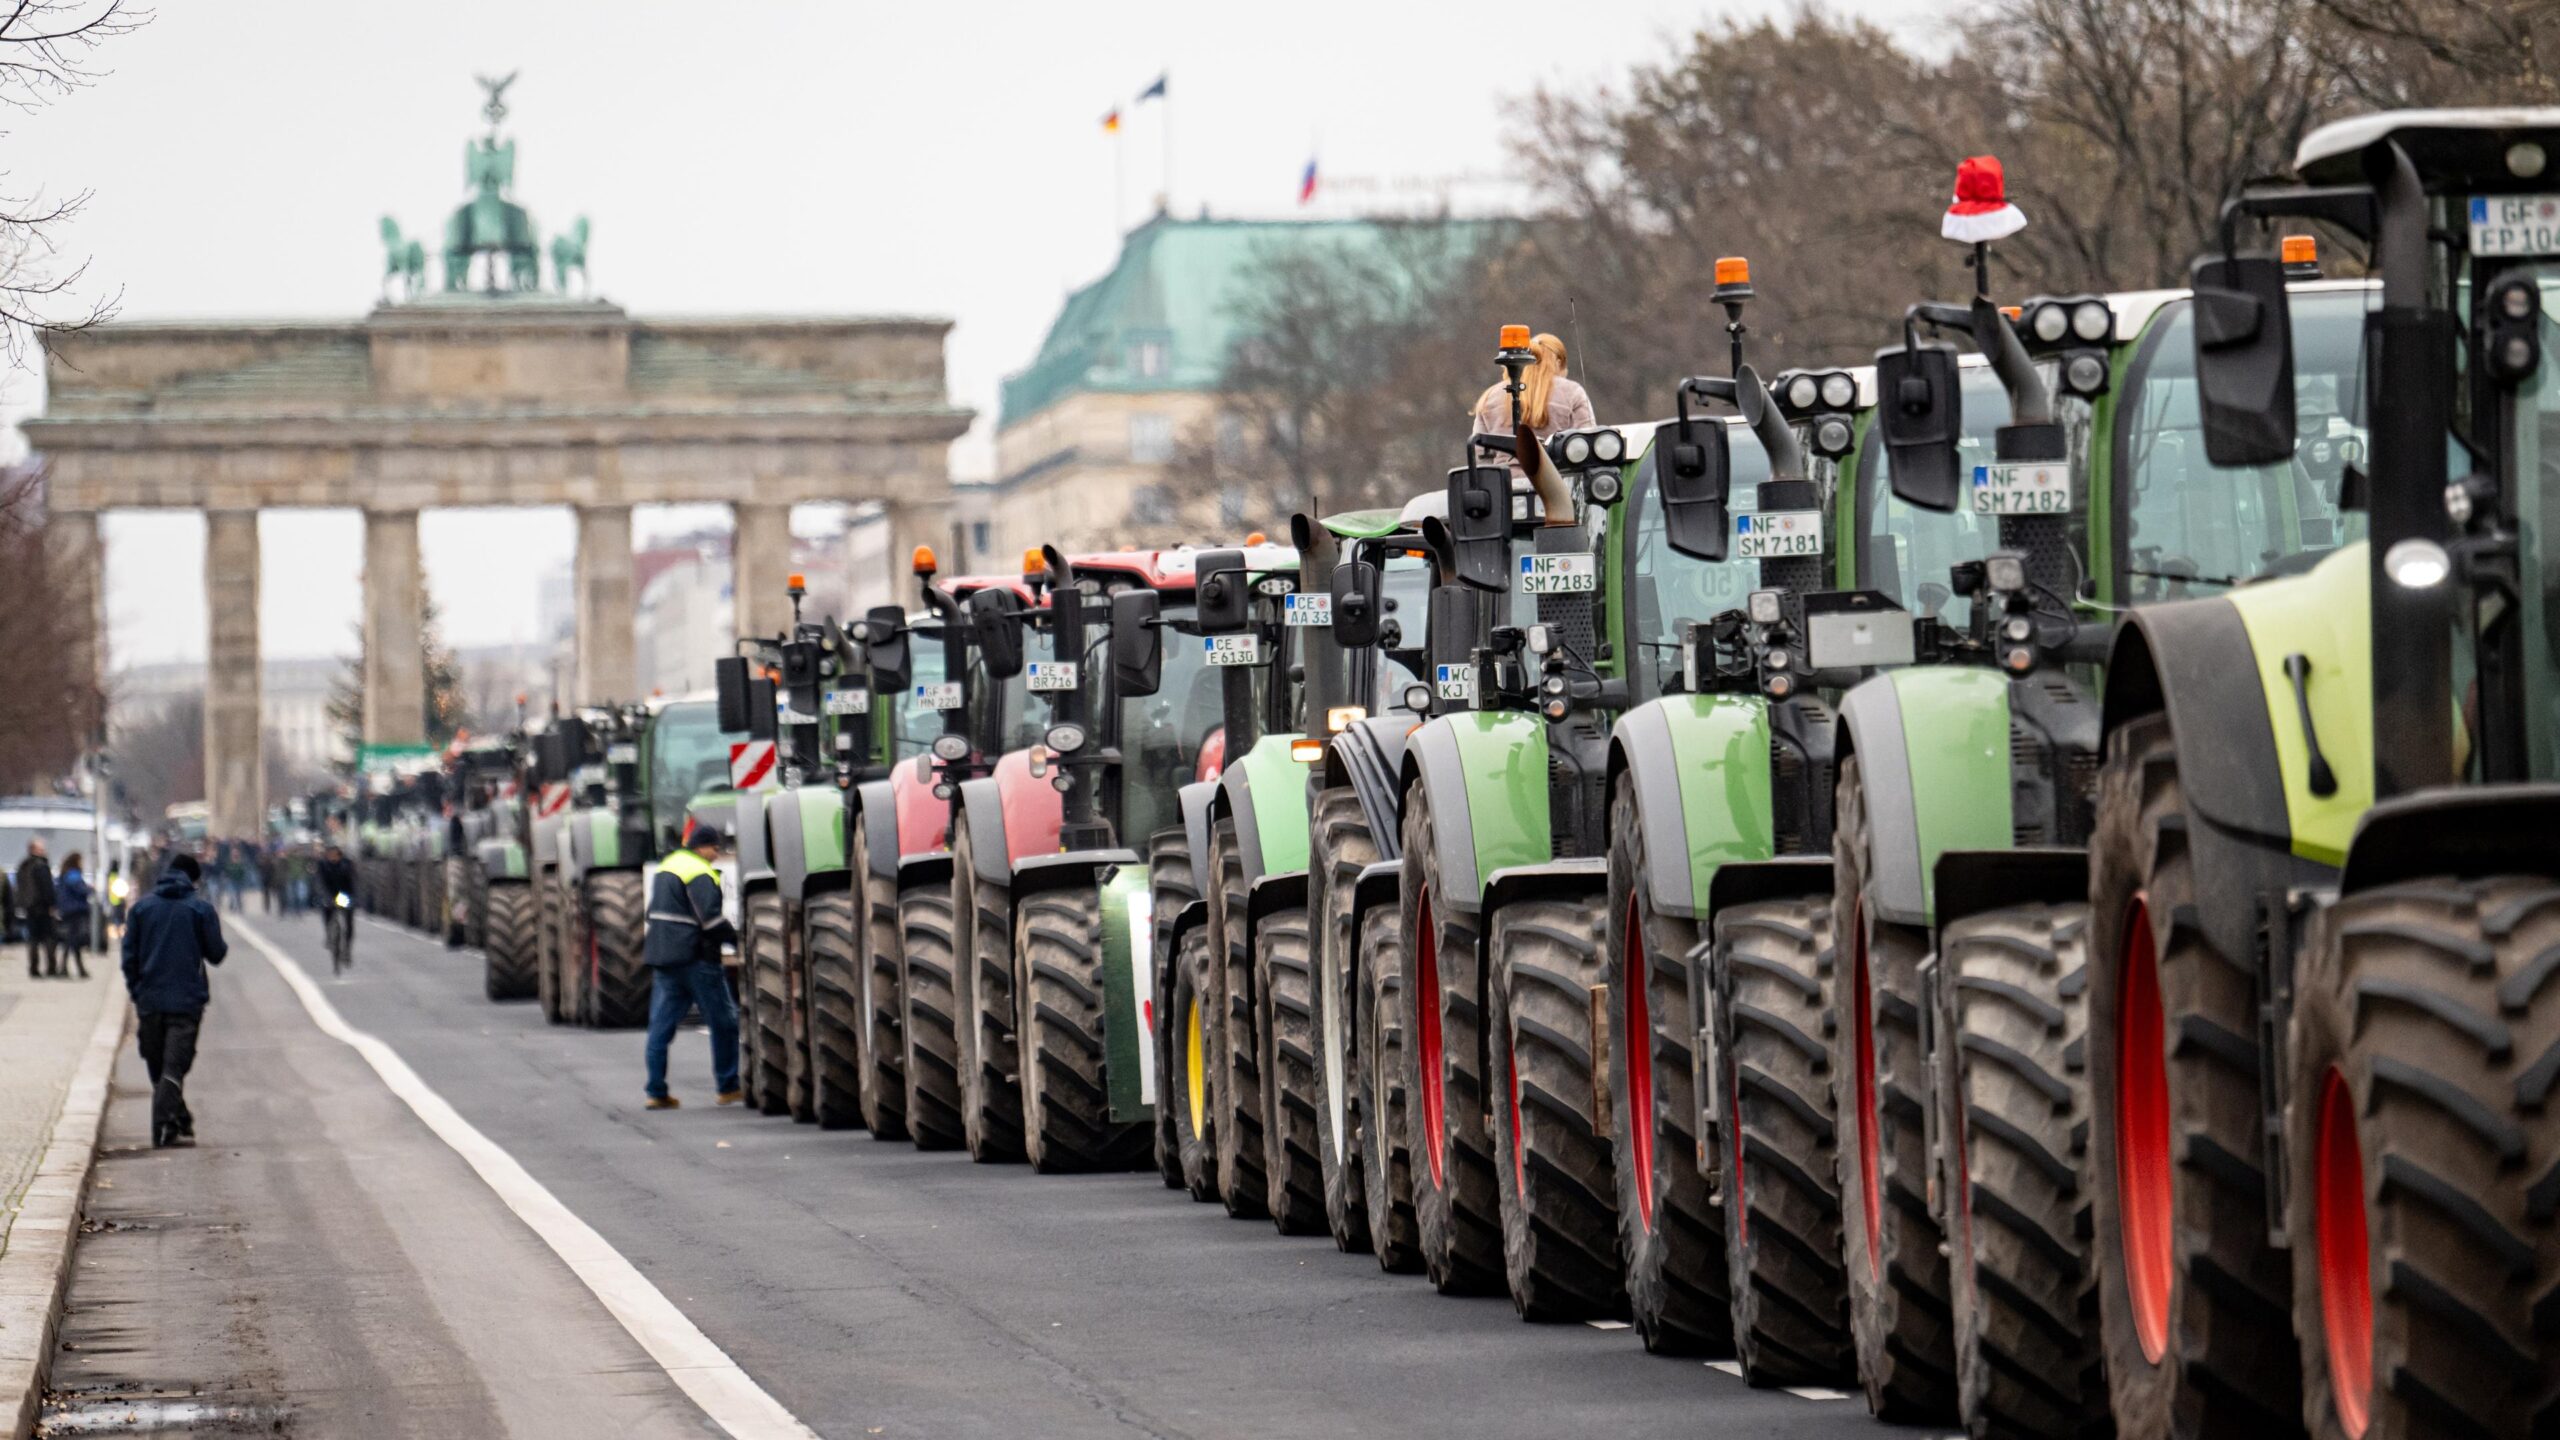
left=2073, top=108, right=2560, bottom=1440
left=442, top=734, right=518, bottom=951
left=545, top=697, right=735, bottom=1028
left=466, top=730, right=542, bottom=1000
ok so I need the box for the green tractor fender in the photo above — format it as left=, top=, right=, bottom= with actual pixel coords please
left=475, top=837, right=528, bottom=883
left=2099, top=544, right=2363, bottom=964
left=1219, top=732, right=1315, bottom=882
left=1606, top=695, right=1779, bottom=923
left=797, top=787, right=850, bottom=892
left=1399, top=711, right=1551, bottom=918
left=733, top=787, right=777, bottom=886
left=767, top=787, right=809, bottom=899
left=1834, top=667, right=2015, bottom=927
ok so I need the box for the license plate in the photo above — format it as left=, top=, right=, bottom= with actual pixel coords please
left=1434, top=663, right=1474, bottom=702
left=606, top=743, right=639, bottom=763
left=1518, top=552, right=1597, bottom=594
left=1204, top=635, right=1265, bottom=667
left=1971, top=462, right=2071, bottom=515
left=2471, top=194, right=2560, bottom=257
left=1027, top=661, right=1079, bottom=692
left=824, top=691, right=869, bottom=715
left=915, top=682, right=963, bottom=710
left=1734, top=509, right=1823, bottom=559
left=1284, top=593, right=1333, bottom=627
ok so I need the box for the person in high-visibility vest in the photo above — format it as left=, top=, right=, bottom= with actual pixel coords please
left=642, top=821, right=742, bottom=1110
left=105, top=861, right=130, bottom=942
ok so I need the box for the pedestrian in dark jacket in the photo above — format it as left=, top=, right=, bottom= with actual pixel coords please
left=55, top=851, right=93, bottom=979
left=17, top=840, right=56, bottom=979
left=121, top=855, right=229, bottom=1147
left=641, top=823, right=740, bottom=1109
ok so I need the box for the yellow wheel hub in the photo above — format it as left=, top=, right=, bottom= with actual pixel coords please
left=1185, top=996, right=1208, bottom=1136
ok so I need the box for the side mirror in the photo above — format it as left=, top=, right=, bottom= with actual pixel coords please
left=1331, top=558, right=1382, bottom=648
left=967, top=589, right=1026, bottom=680
left=1651, top=417, right=1732, bottom=560
left=745, top=678, right=778, bottom=742
left=1446, top=464, right=1511, bottom=591
left=1194, top=548, right=1250, bottom=633
left=2190, top=253, right=2296, bottom=467
left=1110, top=588, right=1162, bottom=697
left=714, top=656, right=751, bottom=734
left=862, top=605, right=909, bottom=690
left=535, top=732, right=566, bottom=783
left=1873, top=341, right=1964, bottom=511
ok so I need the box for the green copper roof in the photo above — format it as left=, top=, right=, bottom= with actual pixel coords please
left=999, top=214, right=1498, bottom=429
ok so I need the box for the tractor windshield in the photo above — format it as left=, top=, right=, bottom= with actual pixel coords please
left=2114, top=288, right=2372, bottom=600
left=1120, top=601, right=1220, bottom=845
left=890, top=639, right=946, bottom=762
left=1851, top=367, right=2007, bottom=624
left=1377, top=557, right=1431, bottom=709
left=2508, top=268, right=2560, bottom=780
left=647, top=700, right=729, bottom=841
left=980, top=624, right=1059, bottom=756
left=1621, top=428, right=1775, bottom=702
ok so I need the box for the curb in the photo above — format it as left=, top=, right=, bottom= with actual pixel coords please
left=0, top=987, right=130, bottom=1440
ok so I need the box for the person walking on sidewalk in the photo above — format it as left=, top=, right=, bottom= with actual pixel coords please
left=641, top=822, right=742, bottom=1110
left=17, top=839, right=56, bottom=978
left=55, top=850, right=94, bottom=979
left=121, top=853, right=229, bottom=1148
left=105, top=860, right=129, bottom=941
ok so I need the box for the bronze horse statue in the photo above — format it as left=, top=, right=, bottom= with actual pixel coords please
left=443, top=134, right=540, bottom=292
left=551, top=217, right=591, bottom=296
left=379, top=216, right=427, bottom=301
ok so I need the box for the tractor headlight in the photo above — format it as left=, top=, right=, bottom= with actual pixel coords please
left=1045, top=724, right=1087, bottom=754
left=1403, top=683, right=1432, bottom=714
left=1986, top=553, right=2027, bottom=593
left=1819, top=372, right=1856, bottom=410
left=1326, top=705, right=1366, bottom=733
left=2071, top=300, right=2113, bottom=343
left=1748, top=590, right=1783, bottom=626
left=1765, top=672, right=1793, bottom=698
left=1586, top=470, right=1622, bottom=504
left=2030, top=303, right=2070, bottom=344
left=834, top=732, right=855, bottom=752
left=1562, top=433, right=1593, bottom=466
left=931, top=734, right=970, bottom=762
left=1592, top=429, right=1626, bottom=464
left=2384, top=538, right=2450, bottom=589
left=1813, top=417, right=1854, bottom=457
left=1525, top=624, right=1555, bottom=656
left=2063, top=351, right=2109, bottom=396
left=1787, top=374, right=1820, bottom=411
left=1765, top=648, right=1790, bottom=671
left=1541, top=673, right=1568, bottom=697
left=2003, top=616, right=2032, bottom=643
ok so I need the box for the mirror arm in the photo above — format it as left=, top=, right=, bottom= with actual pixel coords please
left=1736, top=363, right=1806, bottom=485
left=1970, top=296, right=2055, bottom=428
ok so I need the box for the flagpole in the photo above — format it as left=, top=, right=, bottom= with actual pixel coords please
left=1161, top=87, right=1173, bottom=216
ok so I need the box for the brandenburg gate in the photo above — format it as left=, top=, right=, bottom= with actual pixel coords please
left=23, top=78, right=969, bottom=836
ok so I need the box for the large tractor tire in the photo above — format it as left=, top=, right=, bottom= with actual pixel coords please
left=1400, top=784, right=1502, bottom=1295
left=900, top=876, right=967, bottom=1151
left=852, top=828, right=908, bottom=1141
left=806, top=890, right=866, bottom=1131
left=554, top=878, right=591, bottom=1026
left=1933, top=902, right=2107, bottom=1439
left=780, top=910, right=817, bottom=1125
left=1307, top=785, right=1377, bottom=1254
left=2088, top=715, right=2298, bottom=1437
left=1207, top=815, right=1270, bottom=1218
left=1711, top=896, right=1854, bottom=1387
left=443, top=858, right=470, bottom=947
left=1254, top=904, right=1327, bottom=1233
left=1357, top=901, right=1423, bottom=1272
left=483, top=880, right=537, bottom=1001
left=586, top=871, right=651, bottom=1029
left=745, top=890, right=793, bottom=1116
left=736, top=941, right=769, bottom=1115
left=1603, top=773, right=1733, bottom=1354
left=1147, top=828, right=1197, bottom=1189
left=1169, top=921, right=1221, bottom=1202
left=536, top=876, right=565, bottom=1024
left=1016, top=885, right=1150, bottom=1173
left=1486, top=893, right=1625, bottom=1320
left=952, top=824, right=1025, bottom=1164
left=1831, top=754, right=1959, bottom=1419
left=2287, top=875, right=2560, bottom=1440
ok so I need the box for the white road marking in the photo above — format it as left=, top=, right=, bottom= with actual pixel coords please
left=1705, top=1360, right=1744, bottom=1377
left=1583, top=1319, right=1631, bottom=1331
left=234, top=915, right=817, bottom=1440
left=1784, top=1387, right=1851, bottom=1401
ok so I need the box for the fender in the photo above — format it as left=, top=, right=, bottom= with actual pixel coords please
left=896, top=851, right=955, bottom=893
left=1168, top=896, right=1210, bottom=950
left=2341, top=784, right=2560, bottom=893
left=1324, top=714, right=1409, bottom=863
left=890, top=753, right=949, bottom=861
left=957, top=776, right=1011, bottom=890
left=1177, top=780, right=1218, bottom=894
left=1608, top=695, right=1779, bottom=922
left=855, top=779, right=901, bottom=882
left=1403, top=712, right=1550, bottom=915
left=992, top=749, right=1064, bottom=867
left=2103, top=595, right=2313, bottom=968
left=1011, top=847, right=1144, bottom=904
left=1704, top=856, right=1836, bottom=918
left=1474, top=857, right=1607, bottom=971
left=795, top=784, right=851, bottom=887
left=1835, top=668, right=2012, bottom=927
left=1221, top=733, right=1314, bottom=882
left=767, top=786, right=809, bottom=902
left=476, top=838, right=527, bottom=883
left=1351, top=859, right=1400, bottom=924
left=1246, top=870, right=1310, bottom=937
left=733, top=786, right=775, bottom=883
left=1931, top=848, right=2088, bottom=952
left=530, top=812, right=564, bottom=875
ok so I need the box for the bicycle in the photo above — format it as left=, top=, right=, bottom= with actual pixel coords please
left=326, top=892, right=355, bottom=975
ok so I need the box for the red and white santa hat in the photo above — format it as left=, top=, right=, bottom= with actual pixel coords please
left=1942, top=154, right=2027, bottom=244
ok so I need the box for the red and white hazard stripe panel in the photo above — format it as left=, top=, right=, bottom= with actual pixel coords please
left=729, top=740, right=777, bottom=790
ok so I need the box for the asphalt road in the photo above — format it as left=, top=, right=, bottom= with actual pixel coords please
left=52, top=905, right=1933, bottom=1440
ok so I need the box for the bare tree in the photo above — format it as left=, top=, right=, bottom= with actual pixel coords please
left=0, top=465, right=101, bottom=790
left=107, top=691, right=199, bottom=819
left=0, top=0, right=145, bottom=359
left=2307, top=0, right=2559, bottom=105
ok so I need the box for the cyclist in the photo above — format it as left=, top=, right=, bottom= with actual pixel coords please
left=315, top=843, right=359, bottom=974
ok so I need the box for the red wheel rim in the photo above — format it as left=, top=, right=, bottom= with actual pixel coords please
left=2116, top=893, right=2174, bottom=1365
left=1417, top=887, right=1447, bottom=1187
left=2315, top=1067, right=2373, bottom=1437
left=1624, top=906, right=1656, bottom=1226
left=1508, top=1029, right=1526, bottom=1197
left=1851, top=900, right=1882, bottom=1275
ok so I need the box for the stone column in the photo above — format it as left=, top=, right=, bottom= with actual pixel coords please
left=43, top=510, right=104, bottom=728
left=732, top=501, right=793, bottom=643
left=203, top=510, right=265, bottom=838
left=362, top=508, right=427, bottom=747
left=573, top=504, right=635, bottom=704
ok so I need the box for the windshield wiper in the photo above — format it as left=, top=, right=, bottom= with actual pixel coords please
left=2126, top=566, right=2238, bottom=589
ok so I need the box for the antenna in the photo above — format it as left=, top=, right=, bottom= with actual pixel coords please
left=1568, top=295, right=1591, bottom=400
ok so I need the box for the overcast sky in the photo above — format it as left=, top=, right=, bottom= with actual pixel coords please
left=9, top=0, right=1948, bottom=667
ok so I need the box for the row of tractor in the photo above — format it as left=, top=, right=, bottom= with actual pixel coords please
left=369, top=111, right=2558, bottom=1440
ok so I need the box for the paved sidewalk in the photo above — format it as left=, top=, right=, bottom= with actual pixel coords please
left=0, top=950, right=118, bottom=1257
